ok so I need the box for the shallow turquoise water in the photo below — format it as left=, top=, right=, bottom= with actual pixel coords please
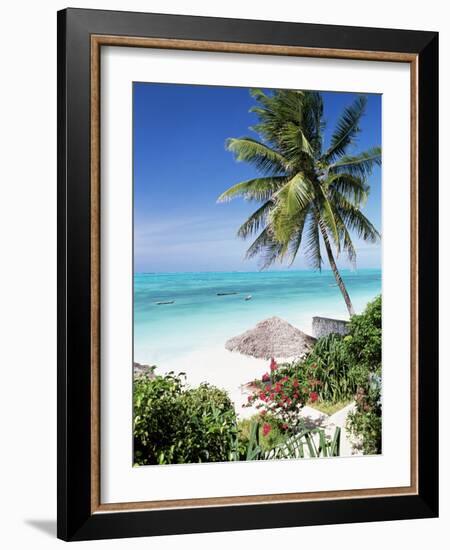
left=134, top=269, right=381, bottom=365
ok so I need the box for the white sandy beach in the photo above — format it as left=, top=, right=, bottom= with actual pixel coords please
left=156, top=346, right=269, bottom=419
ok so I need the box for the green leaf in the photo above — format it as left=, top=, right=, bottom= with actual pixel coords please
left=323, top=95, right=367, bottom=162
left=226, top=137, right=289, bottom=175
left=217, top=176, right=287, bottom=203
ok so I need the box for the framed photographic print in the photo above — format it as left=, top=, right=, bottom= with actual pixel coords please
left=57, top=8, right=439, bottom=541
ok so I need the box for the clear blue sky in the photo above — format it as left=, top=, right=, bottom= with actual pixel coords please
left=133, top=83, right=381, bottom=273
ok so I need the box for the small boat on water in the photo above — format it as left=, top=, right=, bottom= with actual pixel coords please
left=156, top=300, right=175, bottom=305
left=245, top=295, right=252, bottom=301
left=217, top=291, right=238, bottom=296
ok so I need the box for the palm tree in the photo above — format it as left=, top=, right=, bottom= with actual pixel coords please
left=217, top=89, right=381, bottom=317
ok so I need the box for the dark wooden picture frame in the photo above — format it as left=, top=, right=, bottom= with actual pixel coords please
left=57, top=8, right=438, bottom=541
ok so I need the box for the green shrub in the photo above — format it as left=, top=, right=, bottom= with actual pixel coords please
left=347, top=372, right=382, bottom=454
left=344, top=294, right=382, bottom=384
left=302, top=333, right=358, bottom=403
left=133, top=373, right=237, bottom=465
left=344, top=296, right=382, bottom=454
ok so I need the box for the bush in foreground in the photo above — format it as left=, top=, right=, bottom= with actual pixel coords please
left=134, top=373, right=237, bottom=465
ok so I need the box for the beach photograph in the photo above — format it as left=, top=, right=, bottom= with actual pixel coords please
left=133, top=83, right=382, bottom=465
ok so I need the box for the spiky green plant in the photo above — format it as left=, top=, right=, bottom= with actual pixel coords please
left=218, top=90, right=381, bottom=316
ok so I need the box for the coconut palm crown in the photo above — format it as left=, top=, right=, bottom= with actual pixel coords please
left=217, top=89, right=381, bottom=316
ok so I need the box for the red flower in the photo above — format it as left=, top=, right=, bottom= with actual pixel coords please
left=293, top=393, right=299, bottom=399
left=293, top=379, right=299, bottom=388
left=281, top=423, right=289, bottom=431
left=262, top=423, right=272, bottom=437
left=309, top=391, right=319, bottom=403
left=270, top=358, right=278, bottom=372
left=247, top=395, right=253, bottom=402
left=262, top=373, right=270, bottom=382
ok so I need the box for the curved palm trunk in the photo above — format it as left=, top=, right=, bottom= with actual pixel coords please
left=318, top=221, right=355, bottom=317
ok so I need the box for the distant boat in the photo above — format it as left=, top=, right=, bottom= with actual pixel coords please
left=217, top=291, right=238, bottom=296
left=245, top=295, right=252, bottom=301
left=156, top=300, right=175, bottom=305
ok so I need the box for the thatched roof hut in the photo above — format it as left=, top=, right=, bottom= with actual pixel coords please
left=133, top=362, right=156, bottom=379
left=225, top=316, right=316, bottom=360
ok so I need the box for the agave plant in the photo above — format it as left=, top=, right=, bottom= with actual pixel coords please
left=218, top=90, right=381, bottom=316
left=264, top=426, right=341, bottom=460
left=229, top=419, right=341, bottom=461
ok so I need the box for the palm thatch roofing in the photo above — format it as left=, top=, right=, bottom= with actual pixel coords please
left=133, top=362, right=156, bottom=379
left=225, top=316, right=316, bottom=360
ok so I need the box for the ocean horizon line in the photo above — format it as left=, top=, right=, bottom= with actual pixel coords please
left=134, top=267, right=381, bottom=276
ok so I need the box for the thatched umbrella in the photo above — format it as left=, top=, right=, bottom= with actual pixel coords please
left=133, top=362, right=156, bottom=379
left=225, top=316, right=316, bottom=360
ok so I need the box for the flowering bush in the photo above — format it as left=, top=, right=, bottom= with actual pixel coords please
left=244, top=358, right=321, bottom=431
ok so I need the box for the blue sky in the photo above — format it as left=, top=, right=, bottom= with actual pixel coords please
left=134, top=83, right=381, bottom=273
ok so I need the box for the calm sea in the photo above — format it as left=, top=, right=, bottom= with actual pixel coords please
left=134, top=269, right=381, bottom=365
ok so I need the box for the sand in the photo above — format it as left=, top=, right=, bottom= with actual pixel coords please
left=155, top=346, right=269, bottom=419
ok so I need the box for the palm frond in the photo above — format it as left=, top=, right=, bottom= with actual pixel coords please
left=287, top=210, right=309, bottom=265
left=301, top=92, right=324, bottom=157
left=317, top=185, right=340, bottom=252
left=249, top=89, right=317, bottom=162
left=244, top=227, right=285, bottom=270
left=279, top=173, right=314, bottom=215
left=278, top=121, right=314, bottom=160
left=269, top=201, right=301, bottom=245
left=226, top=137, right=289, bottom=175
left=329, top=147, right=381, bottom=179
left=332, top=191, right=380, bottom=243
left=333, top=208, right=357, bottom=265
left=217, top=176, right=287, bottom=203
left=327, top=173, right=369, bottom=207
left=236, top=201, right=273, bottom=239
left=304, top=214, right=323, bottom=271
left=323, top=95, right=367, bottom=162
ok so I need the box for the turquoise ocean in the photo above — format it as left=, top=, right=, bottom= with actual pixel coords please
left=134, top=269, right=381, bottom=366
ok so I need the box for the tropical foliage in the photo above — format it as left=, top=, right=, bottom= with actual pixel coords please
left=134, top=373, right=237, bottom=465
left=218, top=89, right=381, bottom=315
left=134, top=372, right=341, bottom=465
left=246, top=295, right=382, bottom=454
left=302, top=334, right=359, bottom=403
left=345, top=296, right=382, bottom=453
